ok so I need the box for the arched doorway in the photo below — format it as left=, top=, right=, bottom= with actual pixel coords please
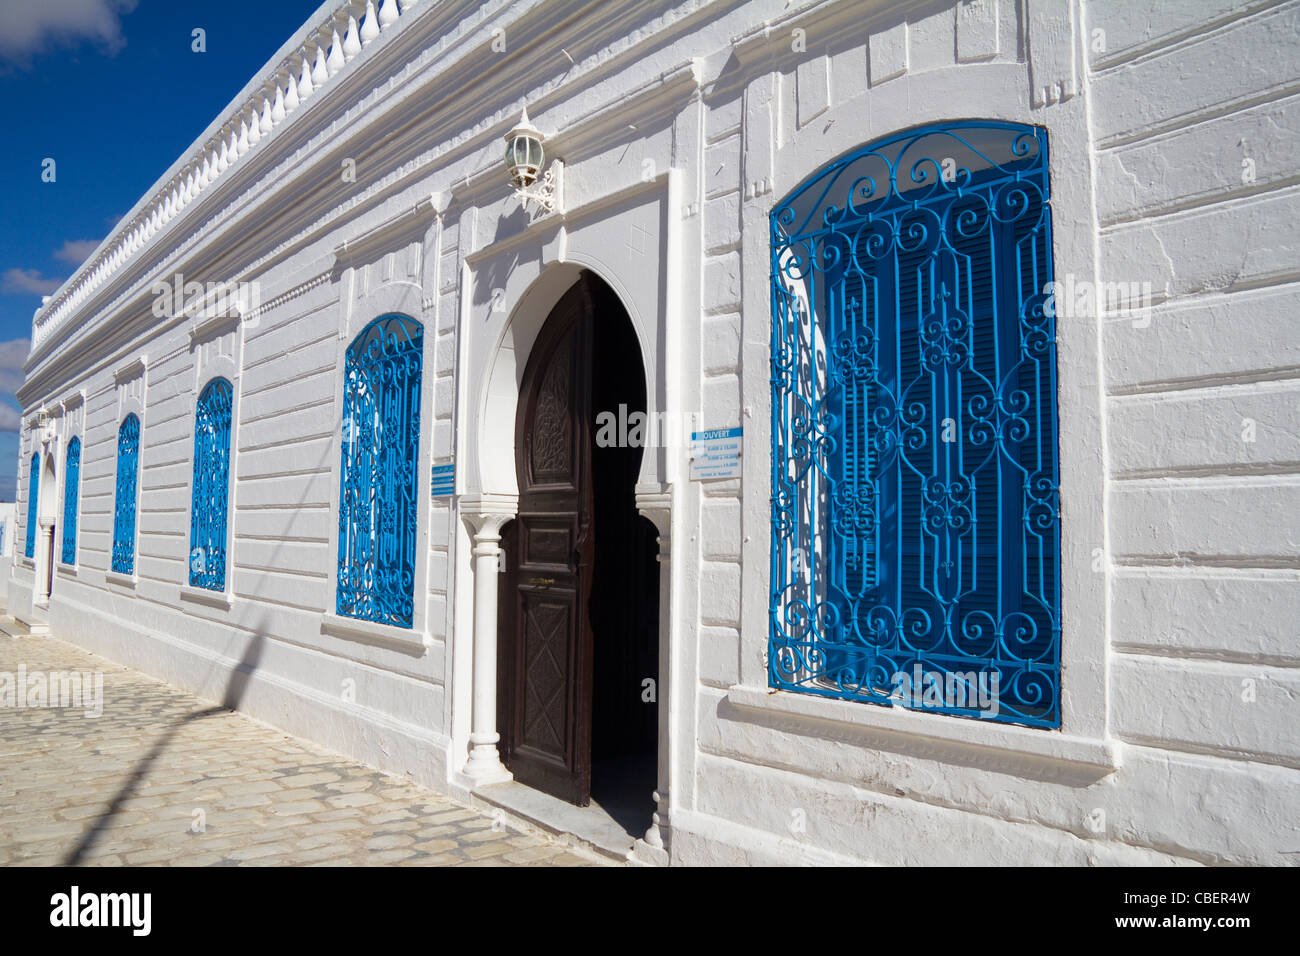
left=496, top=271, right=659, bottom=823
left=36, top=451, right=58, bottom=605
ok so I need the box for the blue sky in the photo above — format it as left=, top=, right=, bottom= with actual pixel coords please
left=0, top=0, right=321, bottom=500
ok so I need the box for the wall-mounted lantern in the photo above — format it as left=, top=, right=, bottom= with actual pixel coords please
left=504, top=107, right=563, bottom=216
left=36, top=409, right=55, bottom=445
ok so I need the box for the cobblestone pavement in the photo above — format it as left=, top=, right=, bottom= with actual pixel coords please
left=0, top=627, right=605, bottom=867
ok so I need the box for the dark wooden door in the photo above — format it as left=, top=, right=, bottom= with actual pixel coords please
left=498, top=277, right=597, bottom=805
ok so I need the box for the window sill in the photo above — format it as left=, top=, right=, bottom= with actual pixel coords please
left=179, top=585, right=233, bottom=610
left=56, top=563, right=78, bottom=578
left=724, top=683, right=1120, bottom=781
left=104, top=570, right=137, bottom=590
left=320, top=612, right=429, bottom=654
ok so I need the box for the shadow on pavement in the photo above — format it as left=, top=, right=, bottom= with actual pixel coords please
left=61, top=630, right=265, bottom=866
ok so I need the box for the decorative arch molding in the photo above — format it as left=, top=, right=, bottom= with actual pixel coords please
left=472, top=257, right=660, bottom=498
left=770, top=64, right=1033, bottom=202
left=345, top=278, right=426, bottom=342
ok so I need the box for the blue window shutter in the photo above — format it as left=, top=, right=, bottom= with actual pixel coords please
left=25, top=453, right=39, bottom=559
left=770, top=122, right=1062, bottom=729
left=337, top=314, right=423, bottom=628
left=61, top=438, right=81, bottom=565
left=189, top=379, right=234, bottom=591
left=111, top=414, right=141, bottom=575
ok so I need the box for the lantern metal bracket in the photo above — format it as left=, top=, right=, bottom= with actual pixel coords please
left=515, top=159, right=564, bottom=218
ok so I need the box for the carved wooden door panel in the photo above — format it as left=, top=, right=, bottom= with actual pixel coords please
left=498, top=276, right=596, bottom=805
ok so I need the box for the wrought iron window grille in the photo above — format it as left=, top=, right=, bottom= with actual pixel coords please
left=337, top=314, right=423, bottom=629
left=769, top=121, right=1062, bottom=729
left=62, top=438, right=81, bottom=565
left=25, top=453, right=39, bottom=559
left=189, top=378, right=233, bottom=592
left=111, top=414, right=141, bottom=575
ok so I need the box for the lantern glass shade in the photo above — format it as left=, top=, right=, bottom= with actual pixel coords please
left=506, top=132, right=544, bottom=188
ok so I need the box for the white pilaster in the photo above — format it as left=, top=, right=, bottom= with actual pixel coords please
left=631, top=488, right=672, bottom=865
left=459, top=493, right=518, bottom=786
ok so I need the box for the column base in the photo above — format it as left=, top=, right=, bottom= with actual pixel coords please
left=463, top=743, right=513, bottom=786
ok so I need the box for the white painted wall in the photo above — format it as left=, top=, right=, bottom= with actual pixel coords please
left=9, top=0, right=1297, bottom=865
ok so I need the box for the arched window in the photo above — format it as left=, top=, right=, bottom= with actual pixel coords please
left=189, top=378, right=234, bottom=591
left=769, top=122, right=1061, bottom=728
left=111, top=414, right=141, bottom=575
left=24, top=452, right=39, bottom=559
left=61, top=438, right=81, bottom=565
left=337, top=314, right=423, bottom=628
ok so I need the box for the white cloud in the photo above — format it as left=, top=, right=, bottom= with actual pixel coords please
left=1, top=268, right=61, bottom=296
left=53, top=239, right=100, bottom=266
left=0, top=404, right=21, bottom=434
left=0, top=339, right=30, bottom=397
left=0, top=0, right=139, bottom=66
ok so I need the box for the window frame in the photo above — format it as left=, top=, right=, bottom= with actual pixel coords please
left=333, top=312, right=426, bottom=633
left=110, top=413, right=142, bottom=578
left=61, top=436, right=81, bottom=567
left=764, top=121, right=1060, bottom=733
left=187, top=377, right=235, bottom=593
left=24, top=451, right=39, bottom=560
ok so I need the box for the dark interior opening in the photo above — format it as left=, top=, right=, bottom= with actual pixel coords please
left=587, top=278, right=659, bottom=832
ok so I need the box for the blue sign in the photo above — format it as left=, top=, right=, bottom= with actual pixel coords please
left=690, top=426, right=742, bottom=480
left=431, top=463, right=455, bottom=497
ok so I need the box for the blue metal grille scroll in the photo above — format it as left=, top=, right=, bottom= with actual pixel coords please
left=62, top=438, right=81, bottom=565
left=189, top=378, right=233, bottom=591
left=111, top=414, right=141, bottom=575
left=338, top=314, right=423, bottom=628
left=25, top=453, right=39, bottom=559
left=769, top=122, right=1062, bottom=728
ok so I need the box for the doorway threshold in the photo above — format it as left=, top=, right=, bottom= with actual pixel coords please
left=470, top=780, right=640, bottom=863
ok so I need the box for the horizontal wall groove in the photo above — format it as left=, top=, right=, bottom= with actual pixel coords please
left=234, top=503, right=329, bottom=512
left=1088, top=0, right=1285, bottom=73
left=1113, top=554, right=1300, bottom=570
left=1107, top=367, right=1300, bottom=398
left=235, top=466, right=331, bottom=482
left=239, top=431, right=334, bottom=454
left=1113, top=732, right=1300, bottom=772
left=232, top=562, right=328, bottom=579
left=1112, top=462, right=1300, bottom=482
left=233, top=534, right=328, bottom=544
left=1097, top=173, right=1300, bottom=230
left=1113, top=643, right=1300, bottom=669
left=240, top=365, right=336, bottom=399
left=239, top=397, right=335, bottom=427
left=1096, top=79, right=1300, bottom=151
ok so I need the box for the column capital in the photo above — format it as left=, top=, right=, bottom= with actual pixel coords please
left=460, top=492, right=518, bottom=538
left=634, top=484, right=672, bottom=537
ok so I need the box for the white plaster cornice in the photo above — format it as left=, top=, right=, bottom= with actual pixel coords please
left=113, top=356, right=147, bottom=384
left=188, top=311, right=243, bottom=346
left=334, top=192, right=447, bottom=266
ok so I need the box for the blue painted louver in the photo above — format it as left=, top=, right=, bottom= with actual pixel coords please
left=25, top=453, right=39, bottom=559
left=337, top=314, right=423, bottom=629
left=189, top=378, right=233, bottom=591
left=61, top=437, right=81, bottom=565
left=111, top=414, right=141, bottom=575
left=769, top=122, right=1062, bottom=728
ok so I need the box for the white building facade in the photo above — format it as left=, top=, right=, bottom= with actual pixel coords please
left=10, top=0, right=1298, bottom=865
